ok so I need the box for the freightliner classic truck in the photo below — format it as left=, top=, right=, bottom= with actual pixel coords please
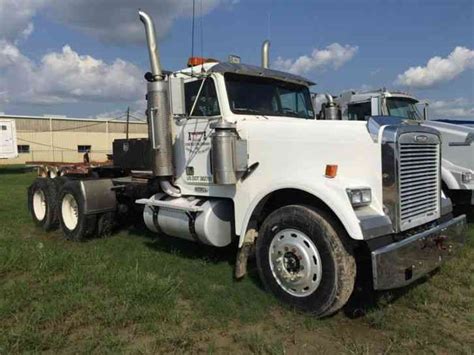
left=314, top=90, right=474, bottom=209
left=27, top=11, right=467, bottom=317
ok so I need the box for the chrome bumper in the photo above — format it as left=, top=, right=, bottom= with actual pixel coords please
left=371, top=215, right=467, bottom=290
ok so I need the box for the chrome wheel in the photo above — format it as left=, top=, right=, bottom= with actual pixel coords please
left=62, top=193, right=79, bottom=230
left=269, top=228, right=322, bottom=297
left=33, top=190, right=46, bottom=221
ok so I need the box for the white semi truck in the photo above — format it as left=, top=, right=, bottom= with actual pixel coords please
left=26, top=11, right=467, bottom=317
left=314, top=90, right=474, bottom=208
left=0, top=118, right=18, bottom=159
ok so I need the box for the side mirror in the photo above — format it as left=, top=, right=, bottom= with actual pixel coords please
left=371, top=97, right=381, bottom=116
left=423, top=103, right=429, bottom=121
left=169, top=76, right=186, bottom=116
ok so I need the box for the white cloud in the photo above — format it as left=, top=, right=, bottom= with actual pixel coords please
left=274, top=43, right=358, bottom=75
left=0, top=1, right=233, bottom=114
left=0, top=41, right=143, bottom=105
left=0, top=0, right=48, bottom=42
left=429, top=98, right=474, bottom=119
left=396, top=47, right=474, bottom=88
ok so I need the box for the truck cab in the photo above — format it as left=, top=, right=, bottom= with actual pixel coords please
left=314, top=90, right=474, bottom=208
left=26, top=11, right=468, bottom=318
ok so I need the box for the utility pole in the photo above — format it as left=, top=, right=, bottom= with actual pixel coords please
left=126, top=106, right=130, bottom=140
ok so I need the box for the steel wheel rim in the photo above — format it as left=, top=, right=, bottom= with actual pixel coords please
left=269, top=228, right=322, bottom=297
left=33, top=190, right=47, bottom=221
left=62, top=193, right=79, bottom=230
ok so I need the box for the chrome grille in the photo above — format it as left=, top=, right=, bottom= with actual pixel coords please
left=398, top=137, right=440, bottom=231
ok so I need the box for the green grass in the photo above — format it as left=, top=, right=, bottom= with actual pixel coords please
left=1, top=166, right=473, bottom=354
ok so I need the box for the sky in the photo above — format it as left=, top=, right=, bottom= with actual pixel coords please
left=0, top=0, right=473, bottom=120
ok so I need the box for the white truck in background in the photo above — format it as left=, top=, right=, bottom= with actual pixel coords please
left=25, top=11, right=467, bottom=317
left=314, top=90, right=474, bottom=208
left=0, top=119, right=18, bottom=159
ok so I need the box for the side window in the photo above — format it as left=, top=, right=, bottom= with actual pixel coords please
left=347, top=102, right=371, bottom=120
left=17, top=145, right=30, bottom=153
left=185, top=78, right=220, bottom=117
left=77, top=145, right=91, bottom=153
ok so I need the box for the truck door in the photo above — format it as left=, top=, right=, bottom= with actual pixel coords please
left=0, top=120, right=17, bottom=159
left=174, top=77, right=221, bottom=185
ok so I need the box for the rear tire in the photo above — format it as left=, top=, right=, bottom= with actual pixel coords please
left=27, top=178, right=59, bottom=231
left=58, top=181, right=97, bottom=241
left=256, top=205, right=356, bottom=317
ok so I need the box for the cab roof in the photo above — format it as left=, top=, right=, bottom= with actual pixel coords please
left=209, top=62, right=315, bottom=86
left=174, top=62, right=315, bottom=87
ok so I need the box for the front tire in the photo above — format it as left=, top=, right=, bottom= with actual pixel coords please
left=256, top=205, right=356, bottom=317
left=58, top=181, right=96, bottom=241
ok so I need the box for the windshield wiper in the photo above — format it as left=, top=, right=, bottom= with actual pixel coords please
left=233, top=107, right=271, bottom=120
left=233, top=108, right=265, bottom=114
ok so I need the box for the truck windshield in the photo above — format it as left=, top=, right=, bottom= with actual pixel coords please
left=386, top=98, right=422, bottom=120
left=225, top=73, right=314, bottom=119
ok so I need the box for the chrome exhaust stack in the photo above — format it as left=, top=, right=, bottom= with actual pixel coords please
left=139, top=10, right=180, bottom=196
left=261, top=40, right=270, bottom=69
left=323, top=93, right=341, bottom=120
left=139, top=10, right=163, bottom=80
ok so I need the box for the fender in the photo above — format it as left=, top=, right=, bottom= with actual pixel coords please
left=441, top=166, right=460, bottom=190
left=237, top=179, right=370, bottom=247
left=80, top=179, right=117, bottom=215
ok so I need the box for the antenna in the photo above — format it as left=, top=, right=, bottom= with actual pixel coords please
left=126, top=106, right=130, bottom=140
left=200, top=0, right=205, bottom=73
left=191, top=0, right=196, bottom=74
left=200, top=0, right=203, bottom=65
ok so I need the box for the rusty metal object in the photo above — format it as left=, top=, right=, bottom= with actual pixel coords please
left=26, top=160, right=112, bottom=178
left=235, top=226, right=258, bottom=279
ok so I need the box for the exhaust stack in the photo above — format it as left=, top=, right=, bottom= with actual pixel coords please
left=323, top=93, right=341, bottom=120
left=139, top=10, right=179, bottom=195
left=261, top=40, right=270, bottom=69
left=139, top=10, right=163, bottom=80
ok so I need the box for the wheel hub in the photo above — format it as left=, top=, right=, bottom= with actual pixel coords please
left=62, top=193, right=79, bottom=231
left=283, top=251, right=300, bottom=273
left=269, top=228, right=322, bottom=297
left=32, top=190, right=46, bottom=221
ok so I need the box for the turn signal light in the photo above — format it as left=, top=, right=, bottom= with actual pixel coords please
left=325, top=164, right=338, bottom=178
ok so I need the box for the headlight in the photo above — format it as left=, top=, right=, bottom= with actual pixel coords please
left=461, top=172, right=472, bottom=183
left=346, top=188, right=372, bottom=207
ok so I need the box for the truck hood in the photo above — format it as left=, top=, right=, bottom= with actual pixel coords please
left=236, top=118, right=382, bottom=188
left=423, top=120, right=474, bottom=137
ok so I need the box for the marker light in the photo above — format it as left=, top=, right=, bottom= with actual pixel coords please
left=325, top=164, right=338, bottom=178
left=187, top=57, right=219, bottom=67
left=346, top=188, right=372, bottom=207
left=461, top=171, right=472, bottom=183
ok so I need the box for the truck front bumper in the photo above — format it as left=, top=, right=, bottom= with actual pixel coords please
left=371, top=215, right=467, bottom=290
